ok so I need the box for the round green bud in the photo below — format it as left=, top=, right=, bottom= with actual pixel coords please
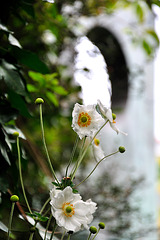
left=35, top=98, right=44, bottom=105
left=98, top=222, right=105, bottom=229
left=12, top=132, right=19, bottom=137
left=89, top=226, right=97, bottom=234
left=10, top=195, right=19, bottom=202
left=112, top=113, right=116, bottom=120
left=119, top=146, right=126, bottom=153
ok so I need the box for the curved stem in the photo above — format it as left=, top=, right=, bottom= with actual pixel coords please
left=40, top=197, right=51, bottom=215
left=65, top=135, right=79, bottom=177
left=44, top=213, right=52, bottom=240
left=61, top=231, right=66, bottom=240
left=17, top=137, right=32, bottom=214
left=29, top=232, right=34, bottom=240
left=39, top=104, right=60, bottom=185
left=7, top=202, right=15, bottom=240
left=87, top=232, right=92, bottom=240
left=49, top=220, right=57, bottom=240
left=71, top=120, right=109, bottom=181
left=75, top=150, right=119, bottom=187
left=70, top=136, right=86, bottom=179
left=67, top=233, right=71, bottom=240
left=92, top=228, right=100, bottom=240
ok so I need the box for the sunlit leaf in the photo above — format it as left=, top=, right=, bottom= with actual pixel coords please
left=28, top=71, right=45, bottom=86
left=46, top=91, right=59, bottom=106
left=52, top=85, right=68, bottom=95
left=27, top=83, right=38, bottom=92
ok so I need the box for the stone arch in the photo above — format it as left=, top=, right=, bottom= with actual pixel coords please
left=87, top=26, right=129, bottom=111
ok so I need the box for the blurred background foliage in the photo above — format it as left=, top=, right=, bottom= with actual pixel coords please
left=0, top=0, right=160, bottom=239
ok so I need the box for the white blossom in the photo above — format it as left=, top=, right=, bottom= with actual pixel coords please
left=50, top=186, right=97, bottom=232
left=72, top=103, right=104, bottom=139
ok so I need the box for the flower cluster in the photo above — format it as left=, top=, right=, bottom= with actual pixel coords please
left=10, top=98, right=126, bottom=240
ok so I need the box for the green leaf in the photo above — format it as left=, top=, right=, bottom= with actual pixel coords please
left=0, top=143, right=11, bottom=165
left=152, top=0, right=160, bottom=7
left=28, top=71, right=45, bottom=85
left=46, top=91, right=59, bottom=106
left=0, top=60, right=26, bottom=95
left=0, top=103, right=18, bottom=124
left=27, top=83, right=38, bottom=92
left=26, top=212, right=49, bottom=222
left=135, top=3, right=144, bottom=22
left=146, top=29, right=159, bottom=46
left=8, top=90, right=31, bottom=117
left=10, top=46, right=49, bottom=74
left=52, top=85, right=68, bottom=95
left=142, top=40, right=152, bottom=55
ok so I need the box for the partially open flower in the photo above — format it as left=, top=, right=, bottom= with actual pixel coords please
left=72, top=103, right=104, bottom=139
left=50, top=186, right=97, bottom=232
left=97, top=100, right=127, bottom=135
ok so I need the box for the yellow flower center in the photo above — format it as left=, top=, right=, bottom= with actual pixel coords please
left=78, top=112, right=91, bottom=127
left=62, top=202, right=75, bottom=217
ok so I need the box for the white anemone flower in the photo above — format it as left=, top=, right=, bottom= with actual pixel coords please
left=97, top=100, right=127, bottom=135
left=50, top=186, right=97, bottom=232
left=72, top=103, right=104, bottom=139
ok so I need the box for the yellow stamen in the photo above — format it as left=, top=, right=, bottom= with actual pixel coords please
left=62, top=202, right=75, bottom=217
left=78, top=112, right=91, bottom=127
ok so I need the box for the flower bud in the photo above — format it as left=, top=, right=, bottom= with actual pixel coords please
left=10, top=195, right=19, bottom=202
left=35, top=98, right=44, bottom=105
left=94, top=138, right=100, bottom=146
left=13, top=132, right=19, bottom=138
left=98, top=222, right=105, bottom=229
left=119, top=146, right=125, bottom=153
left=89, top=226, right=97, bottom=234
left=112, top=113, right=116, bottom=120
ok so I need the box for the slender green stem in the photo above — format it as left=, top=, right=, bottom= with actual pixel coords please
left=42, top=206, right=51, bottom=217
left=61, top=231, right=66, bottom=240
left=29, top=222, right=37, bottom=240
left=49, top=220, right=57, bottom=240
left=39, top=104, right=60, bottom=185
left=75, top=150, right=119, bottom=187
left=70, top=136, right=86, bottom=179
left=44, top=213, right=52, bottom=240
left=65, top=135, right=79, bottom=178
left=7, top=202, right=15, bottom=240
left=67, top=233, right=71, bottom=240
left=29, top=232, right=34, bottom=240
left=91, top=228, right=100, bottom=240
left=87, top=232, right=92, bottom=240
left=40, top=197, right=51, bottom=215
left=71, top=120, right=109, bottom=181
left=17, top=137, right=32, bottom=214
